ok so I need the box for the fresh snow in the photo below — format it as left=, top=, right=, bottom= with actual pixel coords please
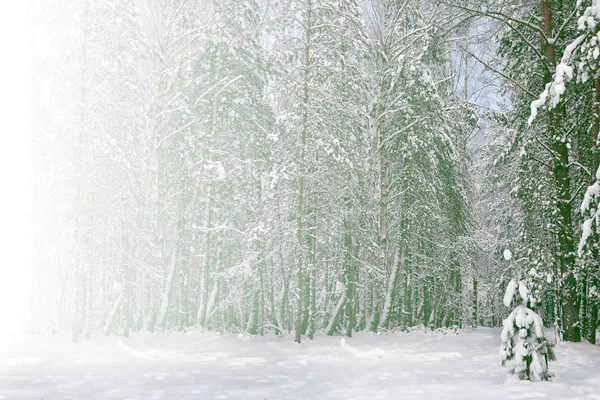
left=579, top=171, right=600, bottom=256
left=2, top=329, right=600, bottom=399
left=504, top=279, right=518, bottom=307
left=518, top=280, right=530, bottom=303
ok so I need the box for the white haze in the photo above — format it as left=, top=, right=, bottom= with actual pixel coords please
left=0, top=2, right=35, bottom=345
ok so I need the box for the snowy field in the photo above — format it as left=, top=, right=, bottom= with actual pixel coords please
left=2, top=328, right=600, bottom=400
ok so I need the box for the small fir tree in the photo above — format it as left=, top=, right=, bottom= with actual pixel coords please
left=499, top=274, right=555, bottom=381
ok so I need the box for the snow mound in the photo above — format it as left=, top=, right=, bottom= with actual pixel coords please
left=340, top=338, right=394, bottom=359
left=117, top=338, right=168, bottom=360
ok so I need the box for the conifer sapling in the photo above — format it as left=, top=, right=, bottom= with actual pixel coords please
left=499, top=273, right=555, bottom=381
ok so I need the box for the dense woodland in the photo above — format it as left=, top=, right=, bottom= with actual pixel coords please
left=30, top=0, right=600, bottom=344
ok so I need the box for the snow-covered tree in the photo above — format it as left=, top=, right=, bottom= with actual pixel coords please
left=30, top=0, right=518, bottom=340
left=500, top=277, right=555, bottom=381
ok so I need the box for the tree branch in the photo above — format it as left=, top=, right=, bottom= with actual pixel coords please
left=463, top=48, right=538, bottom=99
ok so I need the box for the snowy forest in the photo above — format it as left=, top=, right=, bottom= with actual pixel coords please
left=6, top=0, right=600, bottom=397
left=23, top=0, right=600, bottom=348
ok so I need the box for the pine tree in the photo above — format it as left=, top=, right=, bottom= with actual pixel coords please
left=500, top=275, right=556, bottom=381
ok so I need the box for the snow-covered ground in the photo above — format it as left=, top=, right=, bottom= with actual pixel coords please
left=2, top=328, right=600, bottom=400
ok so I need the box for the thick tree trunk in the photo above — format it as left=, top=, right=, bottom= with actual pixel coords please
left=370, top=75, right=389, bottom=332
left=552, top=131, right=580, bottom=342
left=540, top=0, right=580, bottom=342
left=587, top=66, right=600, bottom=344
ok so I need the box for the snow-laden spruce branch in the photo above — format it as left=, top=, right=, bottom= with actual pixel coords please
left=528, top=1, right=600, bottom=124
left=527, top=34, right=586, bottom=124
left=526, top=1, right=600, bottom=258
left=579, top=166, right=600, bottom=256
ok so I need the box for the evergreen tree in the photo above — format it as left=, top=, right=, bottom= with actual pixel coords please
left=500, top=274, right=556, bottom=381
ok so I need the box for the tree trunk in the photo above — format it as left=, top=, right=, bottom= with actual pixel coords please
left=472, top=279, right=478, bottom=328
left=379, top=248, right=399, bottom=330
left=402, top=166, right=412, bottom=328
left=197, top=184, right=212, bottom=326
left=540, top=0, right=580, bottom=342
left=156, top=249, right=178, bottom=329
left=294, top=0, right=312, bottom=344
left=587, top=64, right=600, bottom=344
left=103, top=292, right=124, bottom=336
left=326, top=290, right=347, bottom=336
left=345, top=222, right=358, bottom=337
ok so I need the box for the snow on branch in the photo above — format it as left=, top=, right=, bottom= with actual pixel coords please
left=528, top=0, right=600, bottom=124
left=528, top=34, right=585, bottom=125
left=578, top=166, right=600, bottom=256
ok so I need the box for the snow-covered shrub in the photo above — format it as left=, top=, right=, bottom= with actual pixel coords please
left=394, top=324, right=462, bottom=335
left=499, top=279, right=555, bottom=381
left=406, top=324, right=432, bottom=334
left=434, top=325, right=462, bottom=335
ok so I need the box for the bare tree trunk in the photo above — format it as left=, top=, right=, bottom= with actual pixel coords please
left=197, top=183, right=212, bottom=326
left=326, top=293, right=346, bottom=336
left=307, top=201, right=317, bottom=340
left=156, top=249, right=178, bottom=329
left=122, top=224, right=132, bottom=337
left=472, top=279, right=478, bottom=328
left=401, top=164, right=412, bottom=328
left=204, top=282, right=219, bottom=326
left=294, top=0, right=312, bottom=344
left=379, top=248, right=399, bottom=330
left=345, top=220, right=358, bottom=337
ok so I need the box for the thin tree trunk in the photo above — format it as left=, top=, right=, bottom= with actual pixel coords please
left=103, top=292, right=124, bottom=336
left=204, top=282, right=219, bottom=326
left=307, top=202, right=317, bottom=340
left=197, top=184, right=212, bottom=326
left=294, top=0, right=312, bottom=344
left=472, top=279, right=478, bottom=328
left=326, top=290, right=347, bottom=336
left=156, top=249, right=178, bottom=329
left=345, top=221, right=358, bottom=337
left=401, top=165, right=412, bottom=328
left=379, top=248, right=399, bottom=330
